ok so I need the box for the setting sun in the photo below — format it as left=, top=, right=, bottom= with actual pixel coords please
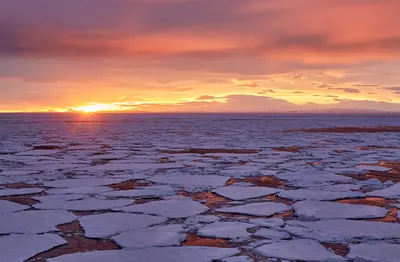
left=73, top=103, right=124, bottom=113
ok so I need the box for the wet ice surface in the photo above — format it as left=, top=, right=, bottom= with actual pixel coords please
left=0, top=113, right=399, bottom=261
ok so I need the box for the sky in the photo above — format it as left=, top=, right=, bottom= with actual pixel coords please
left=1, top=0, right=400, bottom=113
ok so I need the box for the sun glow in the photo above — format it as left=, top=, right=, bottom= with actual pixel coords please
left=73, top=103, right=124, bottom=113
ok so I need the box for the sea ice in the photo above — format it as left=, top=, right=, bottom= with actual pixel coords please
left=197, top=222, right=254, bottom=239
left=293, top=201, right=389, bottom=219
left=46, top=186, right=113, bottom=195
left=0, top=188, right=43, bottom=196
left=115, top=198, right=209, bottom=218
left=367, top=183, right=400, bottom=199
left=212, top=186, right=280, bottom=200
left=222, top=256, right=254, bottom=262
left=34, top=198, right=134, bottom=211
left=47, top=247, right=240, bottom=262
left=249, top=218, right=285, bottom=229
left=253, top=228, right=290, bottom=239
left=284, top=219, right=400, bottom=242
left=278, top=189, right=364, bottom=201
left=79, top=212, right=167, bottom=238
left=347, top=243, right=400, bottom=262
left=0, top=200, right=30, bottom=213
left=149, top=174, right=229, bottom=188
left=0, top=234, right=67, bottom=262
left=216, top=202, right=291, bottom=217
left=185, top=215, right=221, bottom=225
left=0, top=210, right=76, bottom=234
left=255, top=239, right=345, bottom=261
left=44, top=178, right=128, bottom=188
left=103, top=185, right=176, bottom=198
left=112, top=224, right=186, bottom=248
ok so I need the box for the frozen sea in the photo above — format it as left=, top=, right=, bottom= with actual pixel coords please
left=0, top=113, right=400, bottom=262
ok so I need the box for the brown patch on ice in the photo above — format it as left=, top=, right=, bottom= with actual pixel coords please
left=274, top=209, right=295, bottom=220
left=180, top=191, right=230, bottom=208
left=357, top=146, right=400, bottom=151
left=322, top=243, right=349, bottom=256
left=72, top=210, right=111, bottom=216
left=109, top=180, right=152, bottom=190
left=33, top=145, right=63, bottom=150
left=182, top=233, right=230, bottom=248
left=226, top=176, right=288, bottom=189
left=334, top=150, right=348, bottom=154
left=273, top=147, right=304, bottom=153
left=337, top=197, right=396, bottom=207
left=27, top=220, right=120, bottom=262
left=285, top=126, right=400, bottom=133
left=365, top=208, right=399, bottom=223
left=266, top=195, right=295, bottom=206
left=345, top=172, right=400, bottom=184
left=1, top=183, right=43, bottom=189
left=0, top=194, right=42, bottom=205
left=159, top=148, right=260, bottom=155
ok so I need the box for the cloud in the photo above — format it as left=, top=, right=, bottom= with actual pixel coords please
left=385, top=87, right=400, bottom=91
left=196, top=95, right=217, bottom=100
left=135, top=95, right=400, bottom=113
left=327, top=87, right=361, bottom=94
left=0, top=0, right=399, bottom=64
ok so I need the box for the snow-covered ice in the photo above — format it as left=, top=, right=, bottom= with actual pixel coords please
left=79, top=213, right=167, bottom=238
left=284, top=219, right=400, bottom=242
left=0, top=200, right=30, bottom=213
left=367, top=183, right=400, bottom=199
left=197, top=222, right=254, bottom=239
left=347, top=243, right=400, bottom=262
left=0, top=188, right=43, bottom=196
left=115, top=198, right=209, bottom=218
left=278, top=189, right=364, bottom=201
left=253, top=228, right=290, bottom=239
left=294, top=201, right=389, bottom=219
left=149, top=174, right=229, bottom=188
left=47, top=247, right=240, bottom=262
left=0, top=210, right=76, bottom=234
left=112, top=224, right=186, bottom=248
left=212, top=186, right=280, bottom=200
left=255, top=239, right=345, bottom=261
left=0, top=234, right=67, bottom=262
left=216, top=202, right=291, bottom=217
left=34, top=197, right=134, bottom=211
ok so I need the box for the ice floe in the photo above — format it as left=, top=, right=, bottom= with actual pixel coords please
left=79, top=212, right=167, bottom=238
left=278, top=189, right=364, bottom=201
left=253, top=228, right=290, bottom=239
left=34, top=198, right=134, bottom=211
left=0, top=200, right=30, bottom=213
left=115, top=198, right=209, bottom=218
left=347, top=243, right=400, bottom=262
left=294, top=201, right=389, bottom=219
left=216, top=202, right=291, bottom=217
left=0, top=210, right=76, bottom=234
left=284, top=219, right=400, bottom=242
left=197, top=222, right=254, bottom=239
left=112, top=224, right=186, bottom=248
left=255, top=239, right=345, bottom=261
left=149, top=174, right=229, bottom=188
left=0, top=187, right=43, bottom=196
left=212, top=186, right=280, bottom=200
left=367, top=183, right=400, bottom=199
left=44, top=178, right=128, bottom=188
left=47, top=247, right=240, bottom=262
left=0, top=234, right=67, bottom=262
